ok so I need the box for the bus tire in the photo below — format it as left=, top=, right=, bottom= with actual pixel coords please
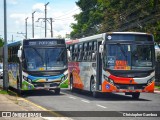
left=55, top=88, right=60, bottom=95
left=90, top=78, right=98, bottom=98
left=70, top=75, right=74, bottom=92
left=132, top=92, right=140, bottom=99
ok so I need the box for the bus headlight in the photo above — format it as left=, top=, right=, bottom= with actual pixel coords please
left=23, top=75, right=28, bottom=81
left=61, top=74, right=68, bottom=81
left=147, top=77, right=155, bottom=85
left=103, top=75, right=108, bottom=81
left=28, top=79, right=32, bottom=83
left=110, top=79, right=114, bottom=85
left=103, top=75, right=114, bottom=85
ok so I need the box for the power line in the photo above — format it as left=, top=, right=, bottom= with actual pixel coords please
left=53, top=7, right=80, bottom=19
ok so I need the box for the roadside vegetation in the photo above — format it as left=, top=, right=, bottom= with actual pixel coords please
left=155, top=86, right=160, bottom=90
left=71, top=0, right=160, bottom=42
left=0, top=88, right=16, bottom=95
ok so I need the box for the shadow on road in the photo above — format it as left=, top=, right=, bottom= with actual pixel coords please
left=21, top=89, right=66, bottom=98
left=62, top=88, right=151, bottom=102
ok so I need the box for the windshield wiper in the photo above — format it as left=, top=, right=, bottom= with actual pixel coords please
left=33, top=48, right=45, bottom=65
left=117, top=43, right=127, bottom=60
left=56, top=48, right=65, bottom=61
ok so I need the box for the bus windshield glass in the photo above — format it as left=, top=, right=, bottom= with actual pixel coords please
left=24, top=47, right=67, bottom=71
left=104, top=44, right=154, bottom=70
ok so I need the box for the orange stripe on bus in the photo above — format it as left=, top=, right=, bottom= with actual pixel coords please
left=109, top=74, right=137, bottom=84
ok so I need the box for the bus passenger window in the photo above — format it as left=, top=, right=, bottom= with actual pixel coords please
left=87, top=42, right=93, bottom=60
left=92, top=42, right=97, bottom=61
left=74, top=44, right=78, bottom=61
left=78, top=44, right=83, bottom=61
left=83, top=43, right=88, bottom=61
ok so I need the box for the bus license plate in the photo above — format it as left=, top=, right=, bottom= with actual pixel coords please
left=128, top=86, right=134, bottom=90
left=45, top=84, right=50, bottom=88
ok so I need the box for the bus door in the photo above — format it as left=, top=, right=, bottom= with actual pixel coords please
left=96, top=41, right=102, bottom=91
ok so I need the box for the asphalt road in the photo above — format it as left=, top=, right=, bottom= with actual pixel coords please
left=23, top=88, right=160, bottom=120
left=1, top=79, right=160, bottom=120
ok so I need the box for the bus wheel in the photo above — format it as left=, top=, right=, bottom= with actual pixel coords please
left=55, top=88, right=60, bottom=95
left=132, top=92, right=140, bottom=99
left=90, top=78, right=98, bottom=98
left=70, top=76, right=74, bottom=92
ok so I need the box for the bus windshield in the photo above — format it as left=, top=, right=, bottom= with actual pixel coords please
left=104, top=44, right=154, bottom=70
left=23, top=47, right=67, bottom=71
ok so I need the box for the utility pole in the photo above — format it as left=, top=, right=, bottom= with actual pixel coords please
left=44, top=2, right=49, bottom=38
left=3, top=0, right=8, bottom=91
left=32, top=11, right=36, bottom=38
left=12, top=34, right=13, bottom=42
left=37, top=17, right=53, bottom=38
left=25, top=17, right=28, bottom=39
left=50, top=18, right=53, bottom=37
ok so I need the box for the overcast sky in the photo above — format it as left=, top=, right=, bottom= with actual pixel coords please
left=0, top=0, right=80, bottom=42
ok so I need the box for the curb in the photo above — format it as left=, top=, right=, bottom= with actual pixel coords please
left=154, top=90, right=160, bottom=94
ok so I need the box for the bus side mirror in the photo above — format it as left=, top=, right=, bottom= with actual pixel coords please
left=99, top=45, right=103, bottom=53
left=17, top=50, right=22, bottom=58
left=67, top=49, right=71, bottom=60
left=17, top=50, right=22, bottom=62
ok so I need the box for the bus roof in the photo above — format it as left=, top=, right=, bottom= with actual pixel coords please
left=66, top=32, right=153, bottom=45
left=25, top=38, right=65, bottom=41
left=108, top=32, right=152, bottom=35
left=7, top=41, right=22, bottom=47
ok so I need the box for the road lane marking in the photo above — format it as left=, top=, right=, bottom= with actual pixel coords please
left=96, top=104, right=106, bottom=109
left=81, top=99, right=90, bottom=103
left=69, top=96, right=76, bottom=99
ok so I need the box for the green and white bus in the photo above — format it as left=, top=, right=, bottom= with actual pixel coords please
left=8, top=38, right=68, bottom=94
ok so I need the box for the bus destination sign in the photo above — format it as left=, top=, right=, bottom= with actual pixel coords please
left=24, top=40, right=57, bottom=46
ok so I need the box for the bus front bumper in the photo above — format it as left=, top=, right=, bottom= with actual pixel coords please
left=102, top=80, right=155, bottom=93
left=32, top=82, right=60, bottom=90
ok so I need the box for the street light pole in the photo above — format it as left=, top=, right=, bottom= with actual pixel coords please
left=32, top=11, right=36, bottom=38
left=44, top=2, right=49, bottom=38
left=25, top=17, right=28, bottom=39
left=3, top=0, right=8, bottom=91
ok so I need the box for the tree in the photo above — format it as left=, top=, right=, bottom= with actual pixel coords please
left=70, top=0, right=104, bottom=38
left=0, top=37, right=4, bottom=47
left=71, top=0, right=160, bottom=42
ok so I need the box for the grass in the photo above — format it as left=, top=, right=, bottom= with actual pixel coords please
left=155, top=86, right=160, bottom=90
left=0, top=89, right=9, bottom=94
left=0, top=88, right=16, bottom=96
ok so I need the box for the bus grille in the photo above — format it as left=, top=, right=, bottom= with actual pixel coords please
left=115, top=84, right=147, bottom=90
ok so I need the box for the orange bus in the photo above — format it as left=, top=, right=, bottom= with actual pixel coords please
left=66, top=32, right=155, bottom=99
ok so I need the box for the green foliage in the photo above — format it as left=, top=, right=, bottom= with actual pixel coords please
left=71, top=0, right=160, bottom=41
left=0, top=37, right=4, bottom=47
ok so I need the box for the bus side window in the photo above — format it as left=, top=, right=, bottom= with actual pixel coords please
left=83, top=42, right=88, bottom=61
left=92, top=41, right=97, bottom=61
left=72, top=45, right=75, bottom=61
left=88, top=42, right=92, bottom=61
left=74, top=44, right=78, bottom=61
left=78, top=44, right=83, bottom=61
left=69, top=45, right=73, bottom=61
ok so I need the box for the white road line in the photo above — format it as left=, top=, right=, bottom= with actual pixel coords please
left=96, top=104, right=107, bottom=109
left=69, top=96, right=76, bottom=99
left=81, top=99, right=90, bottom=103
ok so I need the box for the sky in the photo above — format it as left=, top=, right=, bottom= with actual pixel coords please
left=0, top=0, right=80, bottom=42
